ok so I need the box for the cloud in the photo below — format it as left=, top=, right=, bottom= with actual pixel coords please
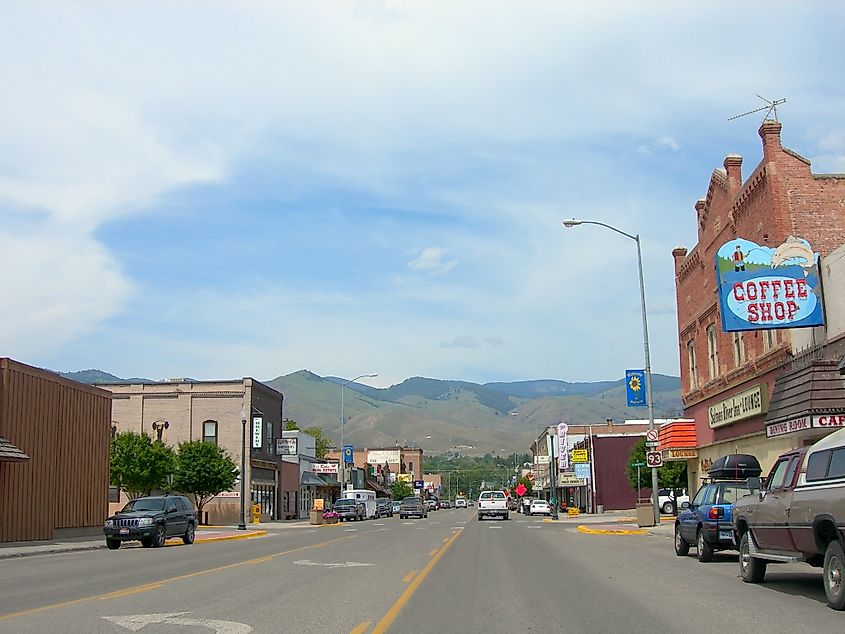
left=637, top=136, right=681, bottom=155
left=408, top=247, right=458, bottom=274
left=440, top=336, right=479, bottom=349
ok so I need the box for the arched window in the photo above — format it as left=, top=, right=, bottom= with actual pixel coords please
left=202, top=420, right=218, bottom=445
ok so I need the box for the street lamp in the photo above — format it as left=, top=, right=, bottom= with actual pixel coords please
left=340, top=373, right=377, bottom=491
left=562, top=218, right=660, bottom=524
left=238, top=404, right=247, bottom=531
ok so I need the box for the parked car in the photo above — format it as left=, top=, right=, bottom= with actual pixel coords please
left=440, top=500, right=452, bottom=509
left=528, top=499, right=552, bottom=516
left=103, top=494, right=196, bottom=550
left=733, top=428, right=845, bottom=610
left=376, top=497, right=393, bottom=517
left=478, top=490, right=509, bottom=521
left=333, top=498, right=365, bottom=522
left=653, top=488, right=689, bottom=515
left=400, top=496, right=428, bottom=519
left=391, top=500, right=402, bottom=515
left=426, top=499, right=439, bottom=511
left=674, top=454, right=761, bottom=562
left=455, top=497, right=467, bottom=508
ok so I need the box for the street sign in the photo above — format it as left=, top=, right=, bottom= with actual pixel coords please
left=574, top=463, right=591, bottom=479
left=646, top=429, right=659, bottom=442
left=515, top=483, right=528, bottom=497
left=646, top=451, right=663, bottom=468
left=343, top=445, right=354, bottom=463
left=571, top=449, right=589, bottom=463
left=646, top=441, right=659, bottom=448
left=413, top=480, right=424, bottom=489
left=631, top=461, right=645, bottom=467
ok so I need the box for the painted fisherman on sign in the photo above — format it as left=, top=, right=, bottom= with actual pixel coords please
left=715, top=236, right=824, bottom=332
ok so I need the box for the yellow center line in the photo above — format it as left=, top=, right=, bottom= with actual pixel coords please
left=402, top=570, right=418, bottom=583
left=350, top=620, right=372, bottom=634
left=371, top=528, right=464, bottom=634
left=0, top=534, right=358, bottom=623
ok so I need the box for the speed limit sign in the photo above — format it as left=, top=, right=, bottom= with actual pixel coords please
left=646, top=451, right=663, bottom=468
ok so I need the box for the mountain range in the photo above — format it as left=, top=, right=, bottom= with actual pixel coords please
left=60, top=368, right=682, bottom=455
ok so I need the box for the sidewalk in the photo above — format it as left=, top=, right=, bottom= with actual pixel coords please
left=0, top=526, right=269, bottom=560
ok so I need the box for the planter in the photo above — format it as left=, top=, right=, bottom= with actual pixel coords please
left=324, top=517, right=339, bottom=525
left=309, top=510, right=324, bottom=525
left=635, top=502, right=656, bottom=527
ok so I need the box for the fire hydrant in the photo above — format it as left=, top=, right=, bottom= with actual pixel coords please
left=251, top=503, right=261, bottom=524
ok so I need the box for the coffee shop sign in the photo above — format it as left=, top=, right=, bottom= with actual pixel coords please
left=708, top=384, right=768, bottom=429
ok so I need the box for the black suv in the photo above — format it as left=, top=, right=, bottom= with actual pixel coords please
left=104, top=495, right=196, bottom=549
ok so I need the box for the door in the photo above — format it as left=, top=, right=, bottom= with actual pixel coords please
left=165, top=498, right=185, bottom=537
left=751, top=456, right=799, bottom=551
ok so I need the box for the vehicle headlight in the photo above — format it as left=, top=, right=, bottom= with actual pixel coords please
left=138, top=517, right=154, bottom=526
left=104, top=519, right=114, bottom=528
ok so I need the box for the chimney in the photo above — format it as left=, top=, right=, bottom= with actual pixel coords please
left=759, top=120, right=782, bottom=162
left=672, top=246, right=688, bottom=274
left=723, top=155, right=743, bottom=194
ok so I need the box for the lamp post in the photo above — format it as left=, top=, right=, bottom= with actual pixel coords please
left=562, top=218, right=660, bottom=524
left=238, top=405, right=247, bottom=531
left=340, top=373, right=377, bottom=491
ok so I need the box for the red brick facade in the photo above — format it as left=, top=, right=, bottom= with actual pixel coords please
left=672, top=121, right=845, bottom=485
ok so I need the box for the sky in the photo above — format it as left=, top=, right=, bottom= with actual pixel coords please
left=2, top=2, right=844, bottom=389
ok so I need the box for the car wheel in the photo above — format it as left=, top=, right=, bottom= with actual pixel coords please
left=739, top=532, right=766, bottom=583
left=182, top=522, right=195, bottom=545
left=152, top=524, right=167, bottom=548
left=106, top=538, right=121, bottom=550
left=824, top=540, right=845, bottom=610
left=697, top=528, right=714, bottom=563
left=504, top=513, right=509, bottom=520
left=662, top=502, right=674, bottom=515
left=477, top=514, right=483, bottom=521
left=674, top=524, right=690, bottom=556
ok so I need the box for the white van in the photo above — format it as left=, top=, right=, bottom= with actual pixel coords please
left=342, top=489, right=379, bottom=519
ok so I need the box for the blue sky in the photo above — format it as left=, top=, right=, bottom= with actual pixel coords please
left=2, top=2, right=844, bottom=388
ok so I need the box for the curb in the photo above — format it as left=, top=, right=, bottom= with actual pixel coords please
left=576, top=525, right=648, bottom=536
left=194, top=530, right=267, bottom=543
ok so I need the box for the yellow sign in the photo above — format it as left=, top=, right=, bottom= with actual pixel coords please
left=663, top=448, right=698, bottom=461
left=571, top=449, right=589, bottom=463
left=397, top=473, right=413, bottom=483
left=313, top=499, right=324, bottom=511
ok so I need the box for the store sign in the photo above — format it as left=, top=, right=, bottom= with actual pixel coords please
left=312, top=463, right=339, bottom=474
left=397, top=473, right=412, bottom=483
left=574, top=463, right=591, bottom=480
left=708, top=384, right=768, bottom=428
left=715, top=237, right=824, bottom=332
left=571, top=449, right=589, bottom=463
left=663, top=448, right=698, bottom=460
left=276, top=437, right=298, bottom=455
left=252, top=416, right=263, bottom=449
left=366, top=450, right=400, bottom=464
left=558, top=474, right=586, bottom=487
left=535, top=455, right=550, bottom=464
left=557, top=423, right=569, bottom=471
left=766, top=414, right=845, bottom=438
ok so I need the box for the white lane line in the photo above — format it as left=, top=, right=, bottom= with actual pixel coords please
left=344, top=529, right=358, bottom=532
left=403, top=522, right=414, bottom=525
left=374, top=523, right=385, bottom=526
left=488, top=526, right=502, bottom=529
left=414, top=527, right=428, bottom=530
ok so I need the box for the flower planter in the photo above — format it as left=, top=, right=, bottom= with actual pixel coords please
left=309, top=510, right=324, bottom=525
left=324, top=517, right=339, bottom=525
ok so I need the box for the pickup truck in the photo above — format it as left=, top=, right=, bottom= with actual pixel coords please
left=733, top=428, right=845, bottom=610
left=477, top=490, right=509, bottom=521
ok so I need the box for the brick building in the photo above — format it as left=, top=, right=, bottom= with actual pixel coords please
left=672, top=120, right=845, bottom=489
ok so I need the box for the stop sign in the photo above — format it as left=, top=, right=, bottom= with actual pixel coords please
left=515, top=483, right=527, bottom=497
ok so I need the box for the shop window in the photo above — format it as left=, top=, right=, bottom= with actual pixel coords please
left=687, top=339, right=698, bottom=390
left=732, top=332, right=745, bottom=367
left=707, top=325, right=719, bottom=380
left=202, top=420, right=218, bottom=445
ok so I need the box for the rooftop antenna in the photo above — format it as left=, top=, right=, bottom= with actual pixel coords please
left=728, top=94, right=787, bottom=123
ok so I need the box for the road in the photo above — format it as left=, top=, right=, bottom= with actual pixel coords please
left=1, top=509, right=843, bottom=632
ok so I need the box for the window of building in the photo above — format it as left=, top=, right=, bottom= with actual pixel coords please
left=707, top=325, right=719, bottom=381
left=732, top=332, right=745, bottom=367
left=763, top=329, right=777, bottom=352
left=687, top=339, right=698, bottom=390
left=202, top=420, right=218, bottom=445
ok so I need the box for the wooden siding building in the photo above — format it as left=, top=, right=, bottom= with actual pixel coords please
left=0, top=358, right=112, bottom=542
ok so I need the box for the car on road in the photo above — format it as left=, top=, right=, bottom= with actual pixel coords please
left=391, top=500, right=402, bottom=515
left=674, top=454, right=760, bottom=562
left=376, top=497, right=393, bottom=517
left=733, top=428, right=845, bottom=610
left=455, top=497, right=467, bottom=508
left=477, top=490, right=509, bottom=521
left=528, top=499, right=552, bottom=516
left=426, top=499, right=439, bottom=511
left=400, top=496, right=428, bottom=519
left=654, top=488, right=689, bottom=515
left=333, top=498, right=365, bottom=522
left=103, top=494, right=196, bottom=550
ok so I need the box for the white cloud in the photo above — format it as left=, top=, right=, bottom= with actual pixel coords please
left=440, top=336, right=479, bottom=349
left=408, top=247, right=458, bottom=274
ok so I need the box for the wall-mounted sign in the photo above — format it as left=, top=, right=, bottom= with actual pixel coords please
left=276, top=437, right=297, bottom=455
left=366, top=450, right=400, bottom=465
left=625, top=370, right=647, bottom=407
left=397, top=473, right=412, bottom=483
left=766, top=414, right=845, bottom=438
left=574, top=463, right=591, bottom=480
left=663, top=448, right=698, bottom=461
left=571, top=449, right=589, bottom=463
left=557, top=423, right=569, bottom=472
left=313, top=462, right=339, bottom=474
left=708, top=384, right=768, bottom=428
left=715, top=237, right=824, bottom=332
left=558, top=474, right=586, bottom=487
left=535, top=455, right=550, bottom=464
left=252, top=416, right=263, bottom=449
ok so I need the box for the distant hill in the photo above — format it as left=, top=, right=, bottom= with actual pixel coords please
left=62, top=367, right=682, bottom=455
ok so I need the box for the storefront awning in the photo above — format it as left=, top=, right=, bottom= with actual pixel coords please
left=318, top=475, right=341, bottom=488
left=300, top=471, right=327, bottom=486
left=0, top=437, right=30, bottom=462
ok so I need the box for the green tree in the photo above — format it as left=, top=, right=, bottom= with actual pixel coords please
left=391, top=479, right=414, bottom=500
left=283, top=419, right=299, bottom=431
left=110, top=431, right=176, bottom=499
left=173, top=441, right=239, bottom=524
left=303, top=426, right=331, bottom=459
left=626, top=437, right=689, bottom=497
